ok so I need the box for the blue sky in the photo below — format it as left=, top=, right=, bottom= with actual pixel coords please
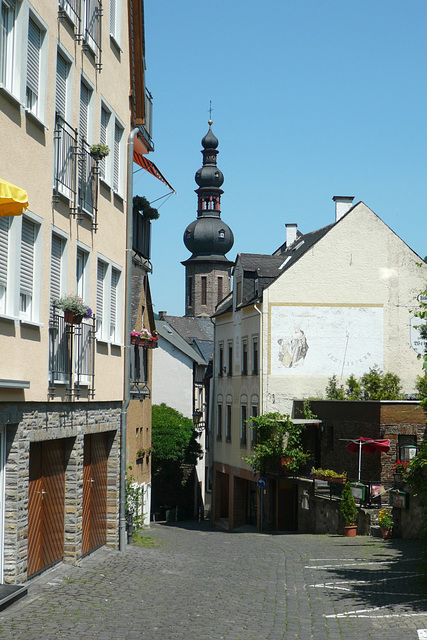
left=137, top=1, right=427, bottom=317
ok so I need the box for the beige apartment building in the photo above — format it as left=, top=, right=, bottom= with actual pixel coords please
left=212, top=198, right=427, bottom=531
left=0, top=0, right=154, bottom=585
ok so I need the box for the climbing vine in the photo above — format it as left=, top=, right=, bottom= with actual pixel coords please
left=243, top=412, right=310, bottom=475
left=126, top=466, right=145, bottom=530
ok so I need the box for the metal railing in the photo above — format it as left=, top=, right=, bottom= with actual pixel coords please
left=49, top=307, right=96, bottom=399
left=80, top=0, right=102, bottom=71
left=58, top=0, right=81, bottom=29
left=53, top=115, right=78, bottom=204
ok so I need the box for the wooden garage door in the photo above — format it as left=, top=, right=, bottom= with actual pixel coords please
left=28, top=440, right=66, bottom=577
left=82, top=433, right=108, bottom=556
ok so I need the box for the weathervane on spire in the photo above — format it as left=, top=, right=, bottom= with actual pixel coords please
left=208, top=100, right=213, bottom=125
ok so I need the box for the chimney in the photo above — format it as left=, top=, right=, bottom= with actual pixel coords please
left=285, top=223, right=297, bottom=248
left=158, top=311, right=167, bottom=320
left=333, top=196, right=354, bottom=222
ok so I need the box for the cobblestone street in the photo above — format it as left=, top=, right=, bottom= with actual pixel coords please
left=0, top=522, right=426, bottom=640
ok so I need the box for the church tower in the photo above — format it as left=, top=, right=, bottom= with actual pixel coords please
left=182, top=119, right=234, bottom=317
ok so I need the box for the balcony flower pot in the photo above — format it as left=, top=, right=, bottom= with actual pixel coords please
left=64, top=310, right=83, bottom=324
left=55, top=295, right=92, bottom=324
left=344, top=525, right=357, bottom=537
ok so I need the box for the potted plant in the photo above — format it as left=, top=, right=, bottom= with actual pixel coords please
left=378, top=508, right=393, bottom=539
left=133, top=195, right=159, bottom=220
left=340, top=481, right=359, bottom=536
left=55, top=295, right=92, bottom=324
left=136, top=448, right=145, bottom=460
left=392, top=460, right=410, bottom=485
left=89, top=143, right=110, bottom=161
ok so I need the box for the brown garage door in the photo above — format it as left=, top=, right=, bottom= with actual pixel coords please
left=28, top=440, right=66, bottom=577
left=82, top=433, right=108, bottom=556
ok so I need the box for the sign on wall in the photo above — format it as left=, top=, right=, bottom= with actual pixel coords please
left=270, top=304, right=383, bottom=377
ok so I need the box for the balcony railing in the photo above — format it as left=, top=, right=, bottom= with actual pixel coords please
left=58, top=0, right=81, bottom=30
left=129, top=342, right=152, bottom=400
left=49, top=307, right=96, bottom=399
left=79, top=0, right=102, bottom=71
left=53, top=115, right=78, bottom=204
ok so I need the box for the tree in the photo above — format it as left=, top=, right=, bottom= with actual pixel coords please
left=243, top=412, right=309, bottom=475
left=340, top=482, right=359, bottom=526
left=151, top=403, right=202, bottom=468
left=326, top=367, right=403, bottom=401
left=325, top=375, right=345, bottom=400
left=345, top=374, right=362, bottom=400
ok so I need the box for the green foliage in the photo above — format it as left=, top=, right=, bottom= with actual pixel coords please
left=125, top=466, right=145, bottom=529
left=325, top=366, right=402, bottom=401
left=133, top=195, right=159, bottom=220
left=311, top=467, right=347, bottom=479
left=325, top=375, right=345, bottom=400
left=415, top=374, right=427, bottom=401
left=340, top=481, right=359, bottom=525
left=151, top=403, right=202, bottom=466
left=243, top=412, right=310, bottom=475
left=345, top=374, right=362, bottom=400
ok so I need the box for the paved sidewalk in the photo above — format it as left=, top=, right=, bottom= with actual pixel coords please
left=0, top=522, right=426, bottom=640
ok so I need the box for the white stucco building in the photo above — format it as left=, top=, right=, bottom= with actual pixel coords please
left=212, top=197, right=427, bottom=530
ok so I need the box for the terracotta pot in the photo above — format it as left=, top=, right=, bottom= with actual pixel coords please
left=381, top=526, right=392, bottom=539
left=344, top=525, right=357, bottom=537
left=64, top=310, right=83, bottom=324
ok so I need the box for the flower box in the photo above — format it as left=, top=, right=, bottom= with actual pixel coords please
left=64, top=310, right=83, bottom=324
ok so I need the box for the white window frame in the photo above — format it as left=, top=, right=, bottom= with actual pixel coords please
left=19, top=212, right=42, bottom=324
left=24, top=9, right=48, bottom=126
left=79, top=75, right=94, bottom=144
left=55, top=44, right=73, bottom=123
left=0, top=0, right=15, bottom=94
left=96, top=255, right=122, bottom=344
left=0, top=0, right=26, bottom=107
left=50, top=227, right=69, bottom=306
left=109, top=0, right=122, bottom=48
left=0, top=212, right=42, bottom=323
left=76, top=243, right=91, bottom=304
left=99, top=98, right=125, bottom=197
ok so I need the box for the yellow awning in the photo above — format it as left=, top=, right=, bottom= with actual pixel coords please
left=0, top=179, right=29, bottom=217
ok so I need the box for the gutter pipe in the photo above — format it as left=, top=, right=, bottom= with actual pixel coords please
left=254, top=303, right=262, bottom=412
left=119, top=126, right=139, bottom=551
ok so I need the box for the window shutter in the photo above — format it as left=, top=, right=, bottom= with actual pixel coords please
left=96, top=260, right=106, bottom=331
left=110, top=0, right=116, bottom=38
left=110, top=268, right=118, bottom=324
left=55, top=53, right=67, bottom=118
left=0, top=217, right=9, bottom=287
left=27, top=18, right=40, bottom=96
left=76, top=248, right=85, bottom=298
left=79, top=82, right=90, bottom=141
left=50, top=234, right=63, bottom=302
left=113, top=122, right=121, bottom=191
left=20, top=218, right=35, bottom=295
left=100, top=106, right=109, bottom=179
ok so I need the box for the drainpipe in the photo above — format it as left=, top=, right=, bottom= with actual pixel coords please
left=254, top=304, right=262, bottom=412
left=119, top=126, right=139, bottom=551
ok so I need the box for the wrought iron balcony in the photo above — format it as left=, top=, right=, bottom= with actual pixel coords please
left=49, top=307, right=96, bottom=399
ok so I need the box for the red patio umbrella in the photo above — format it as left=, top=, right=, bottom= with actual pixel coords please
left=345, top=437, right=390, bottom=482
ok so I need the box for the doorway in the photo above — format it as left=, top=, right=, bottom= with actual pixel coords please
left=82, top=433, right=108, bottom=556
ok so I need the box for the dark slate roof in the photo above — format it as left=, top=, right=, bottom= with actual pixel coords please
left=192, top=338, right=214, bottom=362
left=155, top=320, right=207, bottom=365
left=163, top=315, right=214, bottom=344
left=214, top=220, right=338, bottom=317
